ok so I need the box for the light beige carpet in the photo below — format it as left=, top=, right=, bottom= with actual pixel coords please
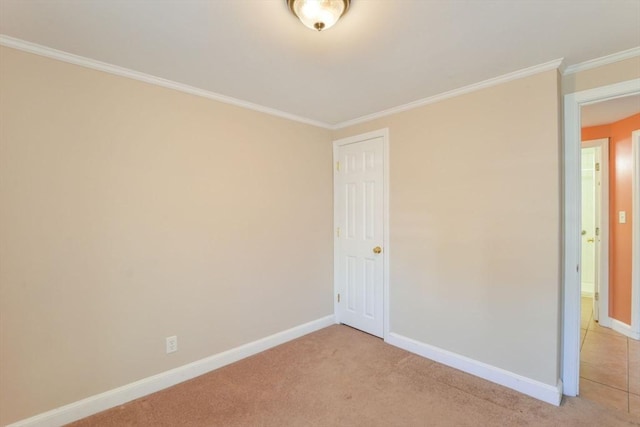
left=68, top=325, right=639, bottom=426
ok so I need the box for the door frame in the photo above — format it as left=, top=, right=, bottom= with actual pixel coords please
left=632, top=130, right=640, bottom=338
left=333, top=128, right=390, bottom=339
left=581, top=138, right=609, bottom=323
left=562, top=78, right=640, bottom=397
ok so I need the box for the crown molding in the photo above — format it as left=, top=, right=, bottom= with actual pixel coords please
left=5, top=33, right=636, bottom=131
left=0, top=35, right=333, bottom=130
left=563, top=46, right=640, bottom=76
left=333, top=58, right=564, bottom=129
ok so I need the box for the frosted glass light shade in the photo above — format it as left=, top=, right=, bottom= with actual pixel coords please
left=288, top=0, right=350, bottom=31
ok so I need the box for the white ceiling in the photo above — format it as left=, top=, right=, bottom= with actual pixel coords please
left=581, top=94, right=640, bottom=127
left=1, top=0, right=639, bottom=126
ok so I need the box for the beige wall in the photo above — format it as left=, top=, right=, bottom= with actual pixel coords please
left=333, top=70, right=562, bottom=386
left=562, top=56, right=640, bottom=94
left=0, top=46, right=333, bottom=425
left=3, top=38, right=637, bottom=425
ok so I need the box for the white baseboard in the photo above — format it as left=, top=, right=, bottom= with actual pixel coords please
left=7, top=315, right=336, bottom=427
left=610, top=318, right=640, bottom=340
left=385, top=332, right=563, bottom=406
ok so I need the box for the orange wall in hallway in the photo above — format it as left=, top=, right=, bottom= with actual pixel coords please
left=582, top=113, right=640, bottom=325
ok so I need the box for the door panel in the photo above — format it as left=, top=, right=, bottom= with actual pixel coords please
left=581, top=149, right=596, bottom=294
left=581, top=146, right=602, bottom=321
left=335, top=136, right=384, bottom=337
left=593, top=147, right=602, bottom=321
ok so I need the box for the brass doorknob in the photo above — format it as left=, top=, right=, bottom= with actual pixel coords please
left=587, top=238, right=595, bottom=243
left=373, top=246, right=382, bottom=254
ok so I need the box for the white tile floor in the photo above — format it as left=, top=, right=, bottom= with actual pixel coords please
left=580, top=297, right=640, bottom=415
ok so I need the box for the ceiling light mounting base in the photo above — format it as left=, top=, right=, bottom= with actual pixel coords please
left=287, top=0, right=350, bottom=32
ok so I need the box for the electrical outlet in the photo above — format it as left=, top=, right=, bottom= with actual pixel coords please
left=166, top=336, right=177, bottom=354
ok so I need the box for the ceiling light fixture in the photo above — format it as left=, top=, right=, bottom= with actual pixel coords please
left=287, top=0, right=350, bottom=32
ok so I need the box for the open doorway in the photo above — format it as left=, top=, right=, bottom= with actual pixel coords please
left=580, top=95, right=640, bottom=337
left=563, top=79, right=640, bottom=405
left=577, top=96, right=639, bottom=412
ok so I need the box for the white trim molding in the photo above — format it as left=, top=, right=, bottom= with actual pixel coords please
left=563, top=46, right=640, bottom=75
left=334, top=59, right=564, bottom=129
left=3, top=33, right=639, bottom=132
left=6, top=315, right=335, bottom=427
left=386, top=333, right=563, bottom=406
left=562, top=78, right=640, bottom=397
left=611, top=318, right=640, bottom=340
left=0, top=34, right=332, bottom=130
left=0, top=34, right=563, bottom=132
left=632, top=129, right=640, bottom=338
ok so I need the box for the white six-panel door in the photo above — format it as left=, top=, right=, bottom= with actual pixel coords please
left=581, top=139, right=608, bottom=324
left=334, top=136, right=384, bottom=337
left=581, top=148, right=596, bottom=297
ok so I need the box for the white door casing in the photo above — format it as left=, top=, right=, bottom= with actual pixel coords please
left=632, top=130, right=640, bottom=337
left=563, top=79, right=640, bottom=397
left=334, top=129, right=389, bottom=338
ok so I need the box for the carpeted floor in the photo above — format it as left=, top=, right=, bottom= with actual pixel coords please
left=68, top=325, right=640, bottom=426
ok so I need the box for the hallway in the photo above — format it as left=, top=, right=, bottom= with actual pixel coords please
left=580, top=297, right=640, bottom=415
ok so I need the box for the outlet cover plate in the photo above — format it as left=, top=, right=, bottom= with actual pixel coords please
left=166, top=336, right=177, bottom=354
